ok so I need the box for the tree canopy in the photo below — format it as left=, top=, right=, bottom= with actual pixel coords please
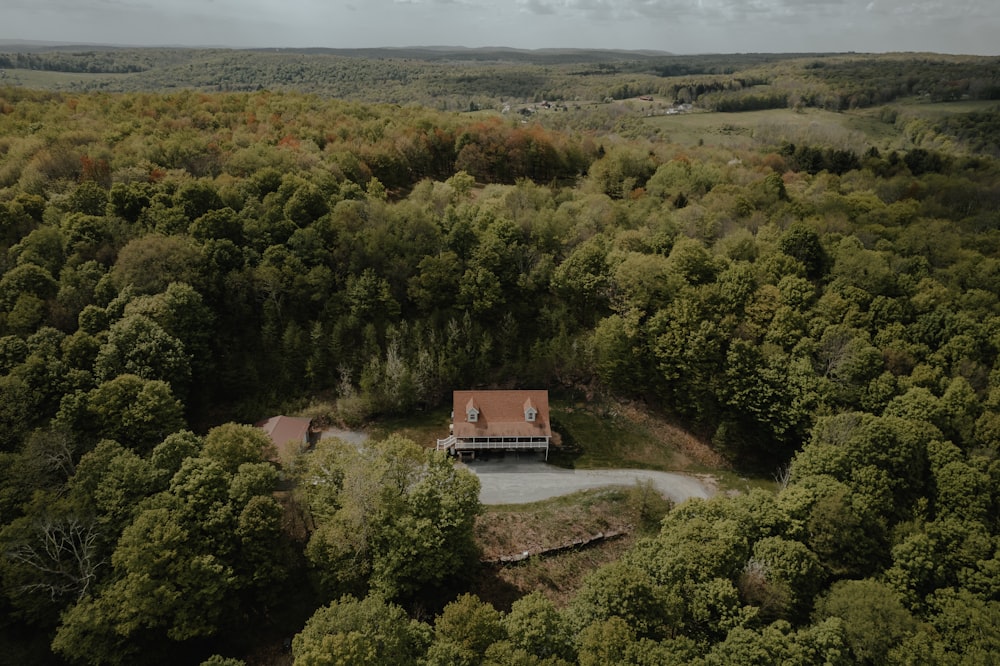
left=1, top=53, right=999, bottom=663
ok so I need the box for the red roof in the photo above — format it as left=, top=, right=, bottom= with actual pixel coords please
left=452, top=390, right=551, bottom=439
left=256, top=415, right=312, bottom=457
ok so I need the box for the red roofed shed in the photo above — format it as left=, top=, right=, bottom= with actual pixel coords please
left=256, top=415, right=313, bottom=460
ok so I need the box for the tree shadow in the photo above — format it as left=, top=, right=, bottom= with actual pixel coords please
left=466, top=564, right=527, bottom=613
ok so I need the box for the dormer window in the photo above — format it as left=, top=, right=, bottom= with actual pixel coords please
left=524, top=398, right=537, bottom=422
left=466, top=398, right=479, bottom=423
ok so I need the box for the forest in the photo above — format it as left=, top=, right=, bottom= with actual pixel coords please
left=0, top=48, right=999, bottom=664
left=2, top=46, right=999, bottom=114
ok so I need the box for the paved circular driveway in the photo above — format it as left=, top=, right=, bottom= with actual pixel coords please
left=464, top=453, right=715, bottom=505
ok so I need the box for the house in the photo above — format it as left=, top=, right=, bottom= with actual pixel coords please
left=437, top=390, right=552, bottom=460
left=256, top=415, right=313, bottom=460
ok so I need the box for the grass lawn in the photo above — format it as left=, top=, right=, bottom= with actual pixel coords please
left=548, top=397, right=727, bottom=473
left=365, top=406, right=452, bottom=448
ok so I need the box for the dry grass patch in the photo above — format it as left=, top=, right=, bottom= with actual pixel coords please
left=474, top=536, right=637, bottom=610
left=550, top=396, right=728, bottom=472
left=471, top=485, right=671, bottom=609
left=618, top=403, right=728, bottom=470
left=476, top=488, right=636, bottom=560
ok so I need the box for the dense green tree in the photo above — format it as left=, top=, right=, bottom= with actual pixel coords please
left=292, top=594, right=429, bottom=666
left=110, top=235, right=202, bottom=295
left=647, top=296, right=726, bottom=421
left=885, top=516, right=997, bottom=612
left=586, top=148, right=657, bottom=199
left=58, top=374, right=185, bottom=453
left=813, top=579, right=917, bottom=665
left=502, top=592, right=575, bottom=663
left=576, top=617, right=637, bottom=666
left=108, top=181, right=153, bottom=223
left=68, top=438, right=159, bottom=538
left=792, top=412, right=932, bottom=522
left=806, top=483, right=888, bottom=578
left=149, top=431, right=202, bottom=479
left=738, top=536, right=825, bottom=622
left=610, top=252, right=676, bottom=315
left=0, top=263, right=58, bottom=312
left=10, top=225, right=65, bottom=276
left=705, top=619, right=850, bottom=666
left=175, top=180, right=224, bottom=221
left=890, top=587, right=1000, bottom=663
left=200, top=423, right=276, bottom=473
left=407, top=251, right=463, bottom=315
left=51, top=437, right=284, bottom=663
left=591, top=312, right=651, bottom=394
left=570, top=561, right=676, bottom=641
left=550, top=237, right=611, bottom=321
left=94, top=314, right=191, bottom=396
left=189, top=207, right=243, bottom=244
left=425, top=593, right=504, bottom=666
left=302, top=436, right=481, bottom=600
left=778, top=223, right=828, bottom=281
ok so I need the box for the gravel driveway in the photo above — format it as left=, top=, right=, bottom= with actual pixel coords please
left=318, top=428, right=369, bottom=446
left=464, top=452, right=715, bottom=505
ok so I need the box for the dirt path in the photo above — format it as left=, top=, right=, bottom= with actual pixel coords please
left=465, top=454, right=715, bottom=505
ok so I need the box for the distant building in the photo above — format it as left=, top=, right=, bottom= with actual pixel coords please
left=437, top=390, right=552, bottom=460
left=256, top=415, right=313, bottom=460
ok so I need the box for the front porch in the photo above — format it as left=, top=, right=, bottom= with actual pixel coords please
left=436, top=434, right=550, bottom=460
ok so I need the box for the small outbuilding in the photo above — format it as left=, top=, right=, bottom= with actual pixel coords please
left=256, top=415, right=314, bottom=460
left=437, top=390, right=552, bottom=460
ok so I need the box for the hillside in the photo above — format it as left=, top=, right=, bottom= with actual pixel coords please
left=0, top=51, right=998, bottom=664
left=0, top=47, right=997, bottom=113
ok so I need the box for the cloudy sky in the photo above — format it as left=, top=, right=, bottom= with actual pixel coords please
left=3, top=0, right=998, bottom=55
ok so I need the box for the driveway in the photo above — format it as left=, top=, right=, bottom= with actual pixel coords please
left=464, top=452, right=715, bottom=505
left=318, top=427, right=369, bottom=446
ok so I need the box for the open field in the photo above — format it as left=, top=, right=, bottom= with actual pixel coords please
left=641, top=105, right=886, bottom=149
left=638, top=98, right=1000, bottom=151
left=0, top=69, right=128, bottom=88
left=894, top=98, right=999, bottom=117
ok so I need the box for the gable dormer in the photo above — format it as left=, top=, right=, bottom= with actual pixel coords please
left=524, top=398, right=538, bottom=423
left=466, top=397, right=480, bottom=423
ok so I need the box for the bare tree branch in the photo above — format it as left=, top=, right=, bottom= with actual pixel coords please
left=4, top=515, right=105, bottom=602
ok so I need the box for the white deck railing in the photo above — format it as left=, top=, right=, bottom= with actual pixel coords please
left=437, top=436, right=549, bottom=450
left=452, top=440, right=547, bottom=450
left=436, top=435, right=457, bottom=451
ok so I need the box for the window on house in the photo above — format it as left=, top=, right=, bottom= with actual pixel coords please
left=525, top=408, right=537, bottom=422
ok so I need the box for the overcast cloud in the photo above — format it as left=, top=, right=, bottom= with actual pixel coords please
left=2, top=0, right=997, bottom=54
